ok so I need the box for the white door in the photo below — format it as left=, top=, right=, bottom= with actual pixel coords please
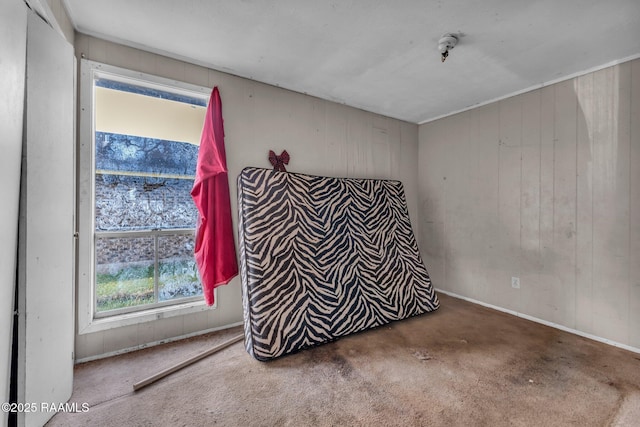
left=17, top=10, right=75, bottom=427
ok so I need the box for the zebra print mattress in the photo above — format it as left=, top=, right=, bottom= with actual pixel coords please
left=237, top=167, right=439, bottom=361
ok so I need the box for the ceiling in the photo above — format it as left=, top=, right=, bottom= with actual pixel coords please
left=63, top=0, right=640, bottom=124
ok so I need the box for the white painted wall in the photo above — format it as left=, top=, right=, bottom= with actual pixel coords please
left=0, top=2, right=27, bottom=427
left=74, top=34, right=419, bottom=360
left=418, top=58, right=640, bottom=350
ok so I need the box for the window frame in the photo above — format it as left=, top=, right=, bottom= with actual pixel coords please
left=78, top=59, right=214, bottom=335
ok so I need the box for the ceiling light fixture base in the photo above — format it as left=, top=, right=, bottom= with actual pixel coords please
left=438, top=33, right=459, bottom=62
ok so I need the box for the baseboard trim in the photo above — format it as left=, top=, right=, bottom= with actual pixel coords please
left=436, top=288, right=640, bottom=356
left=75, top=321, right=244, bottom=364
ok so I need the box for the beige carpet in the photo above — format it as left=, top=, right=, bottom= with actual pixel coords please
left=47, top=294, right=640, bottom=426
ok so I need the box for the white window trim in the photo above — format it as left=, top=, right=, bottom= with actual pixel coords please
left=78, top=59, right=213, bottom=335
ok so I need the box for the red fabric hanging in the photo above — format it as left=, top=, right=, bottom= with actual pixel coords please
left=191, top=87, right=238, bottom=306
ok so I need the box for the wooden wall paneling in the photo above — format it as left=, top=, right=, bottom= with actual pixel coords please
left=441, top=112, right=469, bottom=296
left=461, top=108, right=487, bottom=299
left=472, top=104, right=501, bottom=303
left=551, top=80, right=578, bottom=328
left=537, top=85, right=558, bottom=321
left=519, top=90, right=542, bottom=315
left=418, top=119, right=448, bottom=290
left=629, top=60, right=640, bottom=349
left=495, top=96, right=522, bottom=311
left=591, top=66, right=630, bottom=342
left=574, top=72, right=595, bottom=334
left=324, top=103, right=349, bottom=176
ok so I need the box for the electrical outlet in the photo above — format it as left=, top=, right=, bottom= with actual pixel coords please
left=511, top=277, right=520, bottom=289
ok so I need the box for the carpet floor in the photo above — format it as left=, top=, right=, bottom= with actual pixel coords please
left=46, top=294, right=640, bottom=426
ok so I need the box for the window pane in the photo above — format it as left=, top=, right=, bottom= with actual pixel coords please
left=95, top=236, right=155, bottom=312
left=94, top=131, right=199, bottom=232
left=95, top=174, right=197, bottom=231
left=158, top=234, right=202, bottom=301
left=95, top=132, right=198, bottom=177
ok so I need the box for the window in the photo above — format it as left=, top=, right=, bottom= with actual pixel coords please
left=79, top=60, right=212, bottom=331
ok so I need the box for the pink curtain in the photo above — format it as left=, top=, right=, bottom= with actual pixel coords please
left=191, top=87, right=238, bottom=305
